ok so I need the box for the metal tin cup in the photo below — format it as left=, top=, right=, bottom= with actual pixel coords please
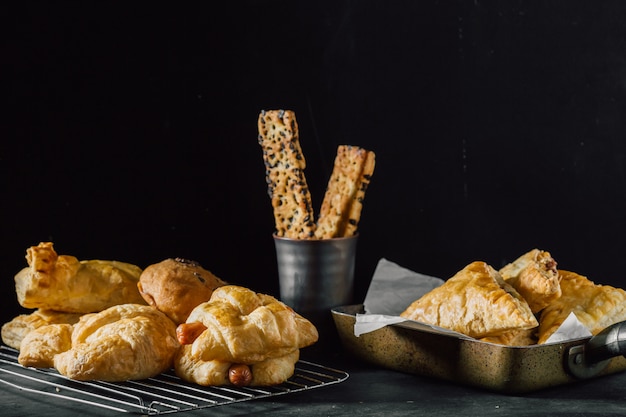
left=273, top=234, right=358, bottom=315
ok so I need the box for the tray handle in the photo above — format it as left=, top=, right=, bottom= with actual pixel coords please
left=567, top=321, right=626, bottom=379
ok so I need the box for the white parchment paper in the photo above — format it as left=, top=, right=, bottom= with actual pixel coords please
left=355, top=258, right=445, bottom=337
left=363, top=258, right=444, bottom=315
left=544, top=311, right=592, bottom=343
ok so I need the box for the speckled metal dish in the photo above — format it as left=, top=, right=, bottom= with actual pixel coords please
left=332, top=304, right=626, bottom=394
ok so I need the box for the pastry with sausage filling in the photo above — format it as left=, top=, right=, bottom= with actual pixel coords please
left=175, top=285, right=318, bottom=386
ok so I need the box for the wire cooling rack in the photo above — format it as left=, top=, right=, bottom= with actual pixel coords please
left=0, top=345, right=349, bottom=414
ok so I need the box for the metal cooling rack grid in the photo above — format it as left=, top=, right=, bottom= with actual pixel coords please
left=0, top=345, right=349, bottom=414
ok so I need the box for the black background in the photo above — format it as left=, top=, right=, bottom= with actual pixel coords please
left=2, top=1, right=626, bottom=324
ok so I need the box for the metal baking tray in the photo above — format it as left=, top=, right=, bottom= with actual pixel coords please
left=0, top=345, right=348, bottom=414
left=332, top=304, right=626, bottom=394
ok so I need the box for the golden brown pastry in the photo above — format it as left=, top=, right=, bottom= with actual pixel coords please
left=18, top=324, right=73, bottom=368
left=14, top=242, right=145, bottom=313
left=174, top=285, right=318, bottom=386
left=499, top=249, right=561, bottom=313
left=537, top=270, right=626, bottom=343
left=400, top=261, right=538, bottom=339
left=53, top=304, right=179, bottom=381
left=176, top=349, right=300, bottom=387
left=258, top=109, right=317, bottom=239
left=246, top=350, right=300, bottom=385
left=1, top=309, right=82, bottom=350
left=315, top=145, right=376, bottom=238
left=137, top=258, right=227, bottom=324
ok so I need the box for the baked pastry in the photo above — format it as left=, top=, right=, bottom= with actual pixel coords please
left=258, top=109, right=317, bottom=239
left=138, top=258, right=227, bottom=324
left=174, top=285, right=318, bottom=386
left=176, top=348, right=300, bottom=387
left=53, top=304, right=179, bottom=381
left=537, top=270, right=626, bottom=343
left=315, top=145, right=376, bottom=238
left=257, top=110, right=376, bottom=239
left=18, top=324, right=73, bottom=368
left=499, top=249, right=561, bottom=313
left=400, top=261, right=538, bottom=339
left=1, top=309, right=82, bottom=350
left=14, top=242, right=145, bottom=313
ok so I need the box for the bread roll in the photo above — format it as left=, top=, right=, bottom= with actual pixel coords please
left=138, top=258, right=227, bottom=324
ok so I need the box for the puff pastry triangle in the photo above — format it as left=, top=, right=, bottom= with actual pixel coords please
left=499, top=249, right=561, bottom=314
left=400, top=261, right=538, bottom=339
left=538, top=270, right=626, bottom=343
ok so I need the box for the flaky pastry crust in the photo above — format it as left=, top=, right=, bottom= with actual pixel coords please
left=499, top=249, right=561, bottom=314
left=1, top=309, right=82, bottom=350
left=175, top=348, right=300, bottom=387
left=18, top=323, right=73, bottom=368
left=400, top=261, right=538, bottom=339
left=538, top=270, right=626, bottom=343
left=174, top=285, right=318, bottom=386
left=14, top=242, right=145, bottom=313
left=52, top=304, right=179, bottom=381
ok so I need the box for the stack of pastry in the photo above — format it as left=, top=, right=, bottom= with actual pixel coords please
left=136, top=259, right=319, bottom=386
left=3, top=241, right=148, bottom=352
left=2, top=242, right=181, bottom=381
left=2, top=242, right=318, bottom=386
left=400, top=249, right=626, bottom=346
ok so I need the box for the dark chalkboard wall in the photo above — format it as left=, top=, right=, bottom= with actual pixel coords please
left=2, top=1, right=626, bottom=323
